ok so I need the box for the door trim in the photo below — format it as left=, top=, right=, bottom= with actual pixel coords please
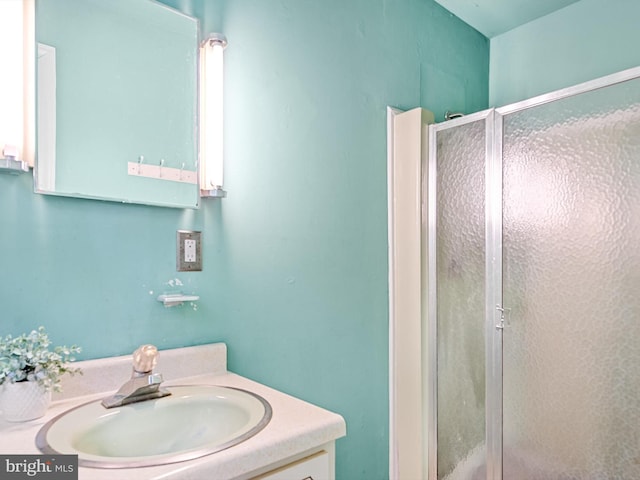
left=388, top=107, right=434, bottom=480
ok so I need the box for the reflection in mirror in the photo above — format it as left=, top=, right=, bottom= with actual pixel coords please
left=35, top=0, right=199, bottom=208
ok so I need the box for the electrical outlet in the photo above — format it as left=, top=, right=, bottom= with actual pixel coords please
left=184, top=239, right=196, bottom=262
left=176, top=230, right=202, bottom=271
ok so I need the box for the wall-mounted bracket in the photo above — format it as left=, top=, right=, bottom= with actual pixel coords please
left=0, top=157, right=29, bottom=174
left=157, top=293, right=200, bottom=307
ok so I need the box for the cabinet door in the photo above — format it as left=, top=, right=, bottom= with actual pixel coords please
left=253, top=451, right=329, bottom=480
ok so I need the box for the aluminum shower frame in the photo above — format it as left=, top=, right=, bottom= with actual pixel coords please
left=426, top=64, right=640, bottom=480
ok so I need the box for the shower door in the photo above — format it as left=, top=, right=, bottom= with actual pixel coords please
left=428, top=67, right=640, bottom=480
left=428, top=113, right=491, bottom=480
left=500, top=73, right=640, bottom=479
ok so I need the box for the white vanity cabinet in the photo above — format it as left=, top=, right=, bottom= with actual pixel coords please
left=252, top=450, right=330, bottom=480
left=0, top=343, right=346, bottom=480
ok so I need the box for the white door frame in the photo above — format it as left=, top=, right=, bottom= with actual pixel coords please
left=387, top=107, right=434, bottom=480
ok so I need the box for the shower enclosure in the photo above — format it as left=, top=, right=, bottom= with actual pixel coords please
left=428, top=68, right=640, bottom=480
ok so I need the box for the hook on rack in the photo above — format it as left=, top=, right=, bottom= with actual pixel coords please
left=127, top=156, right=197, bottom=184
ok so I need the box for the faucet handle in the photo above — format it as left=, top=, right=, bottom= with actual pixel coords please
left=132, top=345, right=159, bottom=374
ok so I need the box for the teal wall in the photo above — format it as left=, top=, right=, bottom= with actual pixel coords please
left=1, top=1, right=488, bottom=478
left=490, top=0, right=640, bottom=106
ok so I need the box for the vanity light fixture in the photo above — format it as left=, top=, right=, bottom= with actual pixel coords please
left=199, top=33, right=227, bottom=198
left=0, top=0, right=34, bottom=174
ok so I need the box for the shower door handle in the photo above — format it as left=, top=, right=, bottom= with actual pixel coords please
left=496, top=305, right=511, bottom=331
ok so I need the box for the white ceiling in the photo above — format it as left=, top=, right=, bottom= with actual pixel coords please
left=434, top=0, right=581, bottom=38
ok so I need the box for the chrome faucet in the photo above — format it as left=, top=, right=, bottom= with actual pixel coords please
left=101, top=345, right=171, bottom=408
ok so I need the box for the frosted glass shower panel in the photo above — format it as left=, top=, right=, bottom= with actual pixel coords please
left=502, top=78, right=640, bottom=479
left=435, top=120, right=486, bottom=480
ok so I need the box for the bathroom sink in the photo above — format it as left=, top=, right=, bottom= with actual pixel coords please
left=36, top=385, right=272, bottom=468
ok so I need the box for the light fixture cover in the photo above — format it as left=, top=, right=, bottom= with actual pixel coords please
left=199, top=33, right=227, bottom=197
left=0, top=0, right=35, bottom=167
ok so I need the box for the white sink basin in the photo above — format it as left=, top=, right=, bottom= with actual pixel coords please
left=36, top=385, right=272, bottom=468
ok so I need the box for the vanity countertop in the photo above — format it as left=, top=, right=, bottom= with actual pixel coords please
left=0, top=344, right=346, bottom=480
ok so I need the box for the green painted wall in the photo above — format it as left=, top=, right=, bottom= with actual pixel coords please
left=490, top=0, right=640, bottom=106
left=1, top=1, right=488, bottom=478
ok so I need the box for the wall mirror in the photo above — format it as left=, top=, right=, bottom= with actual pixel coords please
left=35, top=0, right=200, bottom=209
